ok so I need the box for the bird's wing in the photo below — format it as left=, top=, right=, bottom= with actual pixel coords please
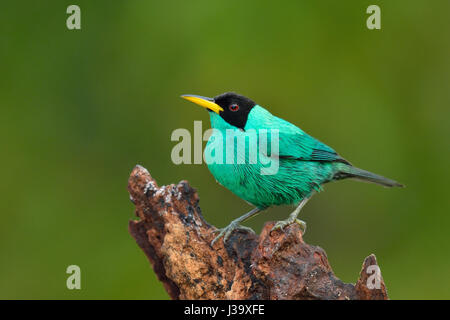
left=268, top=115, right=350, bottom=164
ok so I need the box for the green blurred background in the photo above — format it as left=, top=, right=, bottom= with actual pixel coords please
left=1, top=1, right=449, bottom=299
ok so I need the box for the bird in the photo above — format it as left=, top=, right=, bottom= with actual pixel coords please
left=181, top=92, right=403, bottom=245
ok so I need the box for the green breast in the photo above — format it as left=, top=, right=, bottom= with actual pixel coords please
left=204, top=107, right=335, bottom=208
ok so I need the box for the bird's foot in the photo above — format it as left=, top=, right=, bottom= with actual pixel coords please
left=270, top=217, right=307, bottom=235
left=211, top=222, right=254, bottom=246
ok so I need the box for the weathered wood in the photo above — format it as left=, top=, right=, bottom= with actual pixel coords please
left=128, top=165, right=388, bottom=300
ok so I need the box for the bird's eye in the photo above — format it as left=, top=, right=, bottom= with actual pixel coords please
left=229, top=104, right=239, bottom=112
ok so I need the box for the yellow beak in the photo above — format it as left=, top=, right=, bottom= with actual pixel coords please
left=181, top=94, right=224, bottom=114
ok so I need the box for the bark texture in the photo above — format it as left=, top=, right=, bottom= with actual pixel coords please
left=128, top=165, right=388, bottom=300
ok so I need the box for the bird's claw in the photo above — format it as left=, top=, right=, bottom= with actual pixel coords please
left=270, top=218, right=306, bottom=235
left=211, top=222, right=254, bottom=246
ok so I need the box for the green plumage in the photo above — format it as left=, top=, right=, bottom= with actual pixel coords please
left=206, top=105, right=402, bottom=209
left=181, top=91, right=402, bottom=244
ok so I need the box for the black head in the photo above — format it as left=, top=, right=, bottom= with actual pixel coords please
left=213, top=92, right=256, bottom=129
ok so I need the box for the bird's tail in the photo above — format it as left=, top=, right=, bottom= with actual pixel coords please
left=335, top=164, right=404, bottom=188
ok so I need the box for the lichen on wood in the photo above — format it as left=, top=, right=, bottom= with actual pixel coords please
left=128, top=165, right=388, bottom=300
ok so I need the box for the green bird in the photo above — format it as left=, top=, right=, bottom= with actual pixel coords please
left=181, top=92, right=403, bottom=245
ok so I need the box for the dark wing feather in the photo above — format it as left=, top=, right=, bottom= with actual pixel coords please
left=271, top=116, right=351, bottom=164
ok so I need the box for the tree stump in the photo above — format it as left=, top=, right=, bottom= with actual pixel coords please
left=128, top=165, right=388, bottom=300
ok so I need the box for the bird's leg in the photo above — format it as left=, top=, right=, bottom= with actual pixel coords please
left=270, top=196, right=311, bottom=235
left=211, top=207, right=263, bottom=246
